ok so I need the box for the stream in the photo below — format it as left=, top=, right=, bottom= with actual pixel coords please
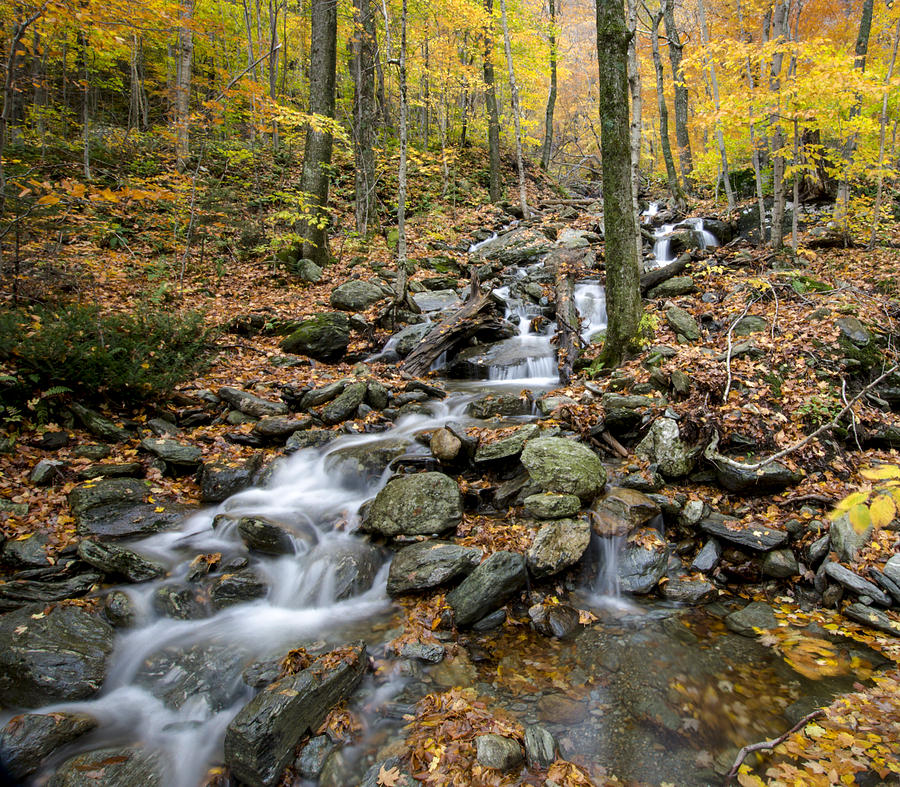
left=5, top=212, right=880, bottom=786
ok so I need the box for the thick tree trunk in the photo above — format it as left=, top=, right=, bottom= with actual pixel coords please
left=298, top=0, right=337, bottom=266
left=175, top=0, right=194, bottom=172
left=626, top=0, right=642, bottom=257
left=650, top=6, right=683, bottom=209
left=664, top=0, right=692, bottom=191
left=483, top=0, right=502, bottom=203
left=351, top=0, right=378, bottom=238
left=737, top=0, right=766, bottom=245
left=499, top=0, right=529, bottom=218
left=540, top=0, right=557, bottom=171
left=595, top=0, right=642, bottom=367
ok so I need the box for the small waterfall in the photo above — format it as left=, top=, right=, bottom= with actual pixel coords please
left=468, top=232, right=498, bottom=254
left=685, top=217, right=718, bottom=249
left=641, top=201, right=660, bottom=223
left=573, top=281, right=607, bottom=344
left=592, top=533, right=624, bottom=599
left=651, top=223, right=677, bottom=268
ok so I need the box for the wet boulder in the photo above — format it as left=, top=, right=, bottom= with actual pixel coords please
left=387, top=541, right=481, bottom=596
left=218, top=386, right=288, bottom=418
left=526, top=517, right=591, bottom=578
left=725, top=601, right=777, bottom=636
left=330, top=280, right=388, bottom=311
left=48, top=746, right=168, bottom=787
left=466, top=393, right=531, bottom=419
left=393, top=323, right=433, bottom=357
left=589, top=487, right=660, bottom=537
left=0, top=573, right=102, bottom=612
left=361, top=472, right=463, bottom=537
left=524, top=725, right=557, bottom=769
left=823, top=562, right=891, bottom=606
left=661, top=576, right=717, bottom=604
left=250, top=416, right=313, bottom=442
left=829, top=512, right=873, bottom=562
left=225, top=644, right=367, bottom=787
left=474, top=424, right=540, bottom=465
left=430, top=428, right=462, bottom=463
left=475, top=734, right=523, bottom=771
left=139, top=438, right=202, bottom=474
left=68, top=478, right=186, bottom=540
left=324, top=440, right=409, bottom=481
left=520, top=437, right=606, bottom=502
left=618, top=528, right=670, bottom=594
left=446, top=551, right=527, bottom=627
left=237, top=518, right=296, bottom=556
left=708, top=456, right=802, bottom=495
left=210, top=569, right=268, bottom=609
left=281, top=313, right=351, bottom=361
left=199, top=456, right=262, bottom=503
left=635, top=418, right=699, bottom=478
left=302, top=539, right=381, bottom=602
left=76, top=539, right=166, bottom=583
left=320, top=382, right=367, bottom=425
left=0, top=603, right=114, bottom=707
left=522, top=493, right=581, bottom=520
left=0, top=711, right=98, bottom=781
left=528, top=602, right=581, bottom=639
left=698, top=512, right=787, bottom=551
left=2, top=532, right=53, bottom=568
left=153, top=584, right=207, bottom=620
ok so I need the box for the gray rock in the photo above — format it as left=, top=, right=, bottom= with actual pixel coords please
left=302, top=540, right=380, bottom=602
left=635, top=418, right=698, bottom=478
left=0, top=573, right=101, bottom=612
left=823, top=562, right=891, bottom=606
left=680, top=500, right=706, bottom=527
left=475, top=734, right=523, bottom=771
left=297, top=735, right=336, bottom=779
left=218, top=386, right=288, bottom=418
left=139, top=438, right=202, bottom=470
left=104, top=590, right=136, bottom=627
left=387, top=541, right=481, bottom=596
left=210, top=569, right=268, bottom=609
left=618, top=529, right=670, bottom=594
left=762, top=549, right=799, bottom=578
left=320, top=382, right=367, bottom=425
left=806, top=534, right=831, bottom=566
left=392, top=323, right=433, bottom=357
left=153, top=584, right=207, bottom=620
left=725, top=602, right=777, bottom=636
left=661, top=577, right=717, bottom=604
left=286, top=429, right=337, bottom=453
left=199, top=457, right=262, bottom=503
left=224, top=644, right=367, bottom=787
left=69, top=477, right=149, bottom=515
left=330, top=280, right=388, bottom=311
left=412, top=289, right=461, bottom=312
left=2, top=532, right=52, bottom=568
left=324, top=440, right=409, bottom=481
left=665, top=306, right=700, bottom=341
left=600, top=393, right=664, bottom=411
left=0, top=604, right=114, bottom=707
left=294, top=258, right=323, bottom=283
left=300, top=381, right=346, bottom=410
left=362, top=472, right=462, bottom=537
left=69, top=403, right=131, bottom=442
left=829, top=512, right=873, bottom=562
left=0, top=711, right=98, bottom=780
left=73, top=444, right=111, bottom=460
left=647, top=276, right=696, bottom=299
left=537, top=395, right=578, bottom=416
left=528, top=602, right=580, bottom=638
left=237, top=518, right=295, bottom=555
left=49, top=746, right=167, bottom=787
left=589, top=487, right=660, bottom=537
left=691, top=539, right=722, bottom=573
left=709, top=456, right=802, bottom=495
left=398, top=641, right=446, bottom=663
left=365, top=380, right=390, bottom=410
left=251, top=416, right=312, bottom=440
left=76, top=462, right=144, bottom=480
left=835, top=316, right=870, bottom=345
left=281, top=313, right=351, bottom=361
left=522, top=493, right=581, bottom=519
left=77, top=540, right=166, bottom=582
left=524, top=725, right=556, bottom=768
left=430, top=428, right=462, bottom=462
left=469, top=226, right=552, bottom=264
left=698, top=513, right=787, bottom=551
left=884, top=554, right=900, bottom=585
left=869, top=569, right=900, bottom=605
left=466, top=393, right=531, bottom=419
left=74, top=499, right=185, bottom=540
left=843, top=603, right=900, bottom=636
left=520, top=437, right=606, bottom=501
left=30, top=459, right=66, bottom=486
left=447, top=551, right=527, bottom=627
left=474, top=424, right=540, bottom=464
left=526, top=518, right=591, bottom=578
left=733, top=315, right=767, bottom=336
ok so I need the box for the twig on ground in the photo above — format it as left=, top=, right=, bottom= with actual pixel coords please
left=723, top=298, right=756, bottom=401
left=726, top=709, right=826, bottom=783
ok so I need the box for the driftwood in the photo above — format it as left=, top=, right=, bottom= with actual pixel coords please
left=539, top=197, right=597, bottom=207
left=554, top=273, right=581, bottom=384
left=639, top=252, right=691, bottom=294
left=401, top=283, right=494, bottom=376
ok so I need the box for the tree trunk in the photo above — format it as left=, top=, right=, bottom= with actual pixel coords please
left=650, top=5, right=682, bottom=209
left=555, top=269, right=579, bottom=384
left=769, top=1, right=789, bottom=252
left=626, top=0, right=643, bottom=258
left=351, top=0, right=377, bottom=238
left=175, top=0, right=194, bottom=172
left=79, top=30, right=92, bottom=180
left=483, top=0, right=502, bottom=203
left=269, top=0, right=280, bottom=148
left=664, top=0, right=693, bottom=191
left=393, top=0, right=413, bottom=320
left=499, top=0, right=529, bottom=218
left=595, top=0, right=642, bottom=368
left=868, top=18, right=900, bottom=250
left=737, top=0, right=766, bottom=245
left=298, top=0, right=337, bottom=266
left=540, top=0, right=557, bottom=171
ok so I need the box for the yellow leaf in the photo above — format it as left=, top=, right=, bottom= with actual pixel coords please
left=869, top=495, right=896, bottom=529
left=860, top=465, right=900, bottom=481
left=737, top=770, right=766, bottom=787
left=849, top=503, right=872, bottom=534
left=806, top=723, right=827, bottom=738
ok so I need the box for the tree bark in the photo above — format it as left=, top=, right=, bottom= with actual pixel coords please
left=650, top=5, right=683, bottom=209
left=499, top=0, right=529, bottom=218
left=737, top=0, right=767, bottom=245
left=626, top=0, right=642, bottom=258
left=351, top=0, right=378, bottom=238
left=555, top=270, right=579, bottom=384
left=769, top=1, right=789, bottom=252
left=595, top=0, right=642, bottom=367
left=664, top=0, right=692, bottom=191
left=175, top=0, right=194, bottom=172
left=540, top=0, right=558, bottom=171
left=298, top=0, right=337, bottom=266
left=868, top=18, right=900, bottom=250
left=483, top=0, right=502, bottom=203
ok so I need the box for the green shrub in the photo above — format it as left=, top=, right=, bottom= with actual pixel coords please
left=0, top=303, right=216, bottom=405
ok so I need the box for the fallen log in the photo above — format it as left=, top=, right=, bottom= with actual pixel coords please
left=639, top=252, right=691, bottom=294
left=555, top=272, right=580, bottom=384
left=539, top=197, right=598, bottom=207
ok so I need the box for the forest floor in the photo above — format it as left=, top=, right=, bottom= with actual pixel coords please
left=1, top=149, right=900, bottom=785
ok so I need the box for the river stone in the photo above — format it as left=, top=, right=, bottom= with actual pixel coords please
left=537, top=394, right=578, bottom=416
left=698, top=513, right=788, bottom=551
left=300, top=381, right=346, bottom=410
left=76, top=462, right=144, bottom=480
left=0, top=711, right=98, bottom=780
left=762, top=548, right=800, bottom=578
left=431, top=428, right=462, bottom=462
left=104, top=590, right=136, bottom=627
left=294, top=258, right=323, bottom=283
left=526, top=518, right=591, bottom=578
left=153, top=584, right=207, bottom=620
left=537, top=693, right=586, bottom=724
left=635, top=418, right=698, bottom=478
left=281, top=313, right=351, bottom=361
left=835, top=316, right=870, bottom=345
left=393, top=323, right=433, bottom=357
left=843, top=603, right=900, bottom=636
left=661, top=577, right=717, bottom=604
left=691, top=539, right=722, bottom=573
left=286, top=429, right=337, bottom=453
left=31, top=458, right=66, bottom=486
left=69, top=402, right=132, bottom=442
left=447, top=551, right=527, bottom=627
left=524, top=725, right=556, bottom=768
left=884, top=554, right=900, bottom=585
left=466, top=393, right=531, bottom=419
left=588, top=487, right=660, bottom=537
left=225, top=644, right=367, bottom=787
left=251, top=416, right=312, bottom=441
left=362, top=472, right=462, bottom=537
left=297, top=735, right=336, bottom=779
left=77, top=539, right=166, bottom=582
left=725, top=601, right=777, bottom=636
left=325, top=440, right=409, bottom=480
left=523, top=493, right=581, bottom=519
left=823, top=562, right=891, bottom=606
left=387, top=541, right=481, bottom=596
left=330, top=280, right=387, bottom=311
left=49, top=746, right=167, bottom=787
left=199, top=456, right=262, bottom=503
left=412, top=289, right=461, bottom=312
left=237, top=518, right=295, bottom=555
left=520, top=437, right=606, bottom=501
left=618, top=529, right=670, bottom=594
left=733, top=315, right=768, bottom=336
left=302, top=540, right=381, bottom=602
left=710, top=456, right=802, bottom=495
left=218, top=386, right=288, bottom=418
left=320, top=382, right=367, bottom=424
left=2, top=532, right=52, bottom=568
left=529, top=602, right=580, bottom=638
left=0, top=603, right=114, bottom=707
left=470, top=226, right=552, bottom=263
left=647, top=275, right=696, bottom=299
left=474, top=424, right=540, bottom=464
left=210, top=569, right=268, bottom=609
left=475, top=734, right=523, bottom=771
left=0, top=573, right=102, bottom=612
left=665, top=306, right=700, bottom=341
left=69, top=477, right=148, bottom=515
left=139, top=437, right=202, bottom=471
left=829, top=512, right=873, bottom=562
